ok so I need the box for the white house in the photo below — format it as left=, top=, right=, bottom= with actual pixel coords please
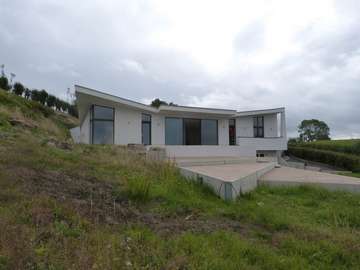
left=75, top=85, right=287, bottom=159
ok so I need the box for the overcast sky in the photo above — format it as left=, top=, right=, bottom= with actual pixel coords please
left=0, top=0, right=359, bottom=138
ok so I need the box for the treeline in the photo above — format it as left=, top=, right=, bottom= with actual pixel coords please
left=0, top=71, right=78, bottom=117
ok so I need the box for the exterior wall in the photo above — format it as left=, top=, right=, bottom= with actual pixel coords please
left=77, top=98, right=286, bottom=157
left=151, top=114, right=165, bottom=145
left=218, top=119, right=229, bottom=145
left=264, top=114, right=278, bottom=137
left=237, top=113, right=278, bottom=138
left=237, top=137, right=287, bottom=151
left=114, top=106, right=142, bottom=145
left=165, top=145, right=255, bottom=158
left=237, top=116, right=253, bottom=137
left=80, top=109, right=90, bottom=143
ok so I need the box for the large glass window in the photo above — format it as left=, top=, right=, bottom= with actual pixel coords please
left=91, top=105, right=114, bottom=144
left=253, top=116, right=264, bottom=138
left=184, top=119, right=201, bottom=145
left=165, top=118, right=183, bottom=145
left=201, top=119, right=218, bottom=145
left=142, top=114, right=151, bottom=145
left=165, top=117, right=218, bottom=145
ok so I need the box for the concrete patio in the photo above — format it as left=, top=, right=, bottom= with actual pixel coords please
left=260, top=167, right=360, bottom=193
left=178, top=157, right=360, bottom=200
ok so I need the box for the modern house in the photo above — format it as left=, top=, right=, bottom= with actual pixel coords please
left=75, top=85, right=287, bottom=159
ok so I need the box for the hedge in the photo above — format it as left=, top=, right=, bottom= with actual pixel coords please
left=291, top=140, right=360, bottom=156
left=288, top=146, right=360, bottom=171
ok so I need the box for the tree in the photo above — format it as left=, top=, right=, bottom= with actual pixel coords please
left=46, top=95, right=57, bottom=108
left=13, top=82, right=25, bottom=96
left=0, top=76, right=10, bottom=91
left=298, top=119, right=330, bottom=142
left=31, top=89, right=41, bottom=102
left=24, top=88, right=31, bottom=99
left=150, top=98, right=168, bottom=108
left=38, top=89, right=48, bottom=105
left=54, top=98, right=62, bottom=111
left=68, top=104, right=78, bottom=117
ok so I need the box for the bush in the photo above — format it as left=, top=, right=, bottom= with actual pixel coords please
left=288, top=146, right=360, bottom=171
left=13, top=82, right=25, bottom=96
left=0, top=76, right=10, bottom=91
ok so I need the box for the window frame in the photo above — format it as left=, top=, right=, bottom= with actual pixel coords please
left=200, top=119, right=218, bottom=145
left=229, top=119, right=236, bottom=145
left=141, top=113, right=152, bottom=145
left=253, top=116, right=264, bottom=138
left=90, top=104, right=115, bottom=144
left=165, top=117, right=218, bottom=145
left=165, top=117, right=184, bottom=145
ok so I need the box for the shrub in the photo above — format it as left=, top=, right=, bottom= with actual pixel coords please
left=288, top=146, right=360, bottom=171
left=24, top=88, right=31, bottom=99
left=38, top=89, right=48, bottom=105
left=46, top=94, right=57, bottom=108
left=13, top=82, right=25, bottom=96
left=0, top=76, right=10, bottom=91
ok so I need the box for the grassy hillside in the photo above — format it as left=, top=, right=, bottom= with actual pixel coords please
left=1, top=90, right=360, bottom=269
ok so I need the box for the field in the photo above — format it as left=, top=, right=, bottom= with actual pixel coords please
left=1, top=90, right=360, bottom=269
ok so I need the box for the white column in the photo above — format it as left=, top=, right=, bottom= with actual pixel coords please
left=280, top=111, right=287, bottom=139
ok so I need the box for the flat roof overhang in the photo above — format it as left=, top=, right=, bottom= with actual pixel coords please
left=75, top=85, right=285, bottom=122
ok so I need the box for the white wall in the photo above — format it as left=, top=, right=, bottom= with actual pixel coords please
left=218, top=119, right=229, bottom=145
left=80, top=109, right=90, bottom=143
left=237, top=116, right=253, bottom=137
left=165, top=145, right=255, bottom=158
left=151, top=114, right=165, bottom=145
left=115, top=106, right=142, bottom=144
left=264, top=114, right=278, bottom=137
left=236, top=114, right=278, bottom=138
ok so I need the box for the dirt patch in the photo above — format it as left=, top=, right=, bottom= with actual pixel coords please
left=7, top=166, right=256, bottom=236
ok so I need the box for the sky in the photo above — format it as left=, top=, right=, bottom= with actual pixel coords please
left=0, top=0, right=359, bottom=138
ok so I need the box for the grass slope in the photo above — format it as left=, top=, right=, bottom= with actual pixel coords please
left=1, top=90, right=360, bottom=269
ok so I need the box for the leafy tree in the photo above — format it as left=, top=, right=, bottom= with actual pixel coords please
left=54, top=98, right=62, bottom=111
left=298, top=119, right=330, bottom=142
left=38, top=89, right=48, bottom=105
left=46, top=94, right=57, bottom=108
left=68, top=104, right=78, bottom=117
left=13, top=82, right=25, bottom=96
left=31, top=89, right=41, bottom=102
left=150, top=98, right=168, bottom=108
left=24, top=88, right=31, bottom=99
left=0, top=76, right=10, bottom=91
left=60, top=100, right=69, bottom=112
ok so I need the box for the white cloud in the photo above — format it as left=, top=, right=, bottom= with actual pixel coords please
left=0, top=0, right=359, bottom=138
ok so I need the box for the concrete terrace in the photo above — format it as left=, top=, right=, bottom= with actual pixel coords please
left=177, top=157, right=360, bottom=200
left=260, top=167, right=360, bottom=193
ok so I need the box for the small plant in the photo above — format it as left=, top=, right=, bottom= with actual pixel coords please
left=126, top=174, right=151, bottom=202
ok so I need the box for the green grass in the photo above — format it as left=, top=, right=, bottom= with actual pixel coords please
left=1, top=90, right=360, bottom=269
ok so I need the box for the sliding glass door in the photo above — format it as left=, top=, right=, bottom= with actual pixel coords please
left=184, top=119, right=201, bottom=145
left=165, top=117, right=218, bottom=145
